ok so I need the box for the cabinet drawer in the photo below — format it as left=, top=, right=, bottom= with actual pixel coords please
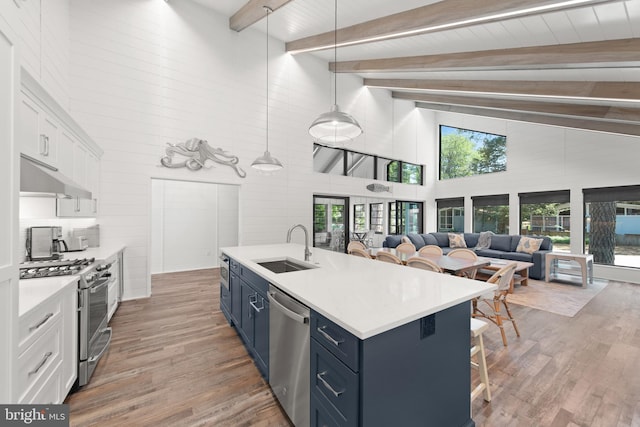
left=19, top=297, right=62, bottom=353
left=17, top=317, right=62, bottom=402
left=311, top=311, right=359, bottom=372
left=229, top=258, right=239, bottom=273
left=311, top=338, right=359, bottom=426
left=311, top=392, right=353, bottom=427
left=20, top=364, right=62, bottom=405
left=239, top=264, right=268, bottom=296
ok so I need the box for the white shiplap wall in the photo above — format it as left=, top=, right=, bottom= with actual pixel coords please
left=67, top=0, right=425, bottom=299
left=0, top=0, right=70, bottom=110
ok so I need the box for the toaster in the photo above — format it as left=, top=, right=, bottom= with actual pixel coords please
left=67, top=236, right=89, bottom=251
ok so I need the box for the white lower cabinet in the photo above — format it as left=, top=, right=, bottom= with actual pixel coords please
left=107, top=250, right=123, bottom=322
left=18, top=280, right=77, bottom=404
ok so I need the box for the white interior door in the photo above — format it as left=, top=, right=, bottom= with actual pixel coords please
left=151, top=179, right=238, bottom=274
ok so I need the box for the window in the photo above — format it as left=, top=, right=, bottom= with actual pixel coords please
left=439, top=125, right=506, bottom=180
left=313, top=144, right=344, bottom=175
left=472, top=194, right=509, bottom=234
left=314, top=144, right=423, bottom=186
left=584, top=185, right=640, bottom=268
left=354, top=204, right=366, bottom=231
left=519, top=190, right=570, bottom=253
left=387, top=160, right=423, bottom=185
left=377, top=157, right=394, bottom=181
left=389, top=201, right=423, bottom=235
left=437, top=197, right=464, bottom=232
left=370, top=203, right=384, bottom=233
left=347, top=152, right=374, bottom=179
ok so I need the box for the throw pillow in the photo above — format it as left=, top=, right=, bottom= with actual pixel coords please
left=516, top=236, right=544, bottom=254
left=448, top=233, right=467, bottom=248
left=475, top=231, right=493, bottom=250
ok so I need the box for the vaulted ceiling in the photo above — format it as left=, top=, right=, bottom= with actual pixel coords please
left=191, top=0, right=640, bottom=136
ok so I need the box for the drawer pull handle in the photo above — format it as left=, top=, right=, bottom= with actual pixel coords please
left=317, top=371, right=344, bottom=397
left=29, top=352, right=53, bottom=376
left=29, top=312, right=54, bottom=331
left=317, top=326, right=344, bottom=346
left=249, top=296, right=264, bottom=313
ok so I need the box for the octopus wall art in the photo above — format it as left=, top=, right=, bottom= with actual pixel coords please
left=160, top=138, right=246, bottom=178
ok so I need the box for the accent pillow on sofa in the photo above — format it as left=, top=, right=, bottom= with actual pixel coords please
left=475, top=231, right=493, bottom=250
left=448, top=233, right=467, bottom=248
left=516, top=236, right=544, bottom=254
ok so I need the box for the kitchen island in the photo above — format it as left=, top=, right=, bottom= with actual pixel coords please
left=221, top=243, right=496, bottom=427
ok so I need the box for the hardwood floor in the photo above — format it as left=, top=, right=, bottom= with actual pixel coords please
left=66, top=269, right=291, bottom=427
left=66, top=269, right=640, bottom=426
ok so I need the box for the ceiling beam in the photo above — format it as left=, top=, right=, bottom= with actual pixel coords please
left=393, top=92, right=640, bottom=123
left=229, top=0, right=294, bottom=32
left=332, top=38, right=640, bottom=73
left=286, top=0, right=617, bottom=53
left=366, top=79, right=640, bottom=102
left=404, top=98, right=640, bottom=137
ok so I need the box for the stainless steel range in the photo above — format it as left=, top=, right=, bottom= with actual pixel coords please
left=19, top=257, right=114, bottom=388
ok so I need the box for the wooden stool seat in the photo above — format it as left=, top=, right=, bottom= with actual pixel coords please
left=470, top=318, right=491, bottom=403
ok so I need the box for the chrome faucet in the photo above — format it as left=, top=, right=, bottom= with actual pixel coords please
left=286, top=224, right=312, bottom=261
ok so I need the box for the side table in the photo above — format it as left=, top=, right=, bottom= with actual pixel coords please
left=545, top=253, right=594, bottom=287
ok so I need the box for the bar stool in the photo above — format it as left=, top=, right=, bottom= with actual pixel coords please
left=470, top=318, right=491, bottom=404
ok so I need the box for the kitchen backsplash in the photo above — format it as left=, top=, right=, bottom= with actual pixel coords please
left=19, top=197, right=99, bottom=263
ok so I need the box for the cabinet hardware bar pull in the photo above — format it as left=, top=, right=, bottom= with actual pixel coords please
left=317, top=371, right=344, bottom=397
left=317, top=326, right=344, bottom=346
left=28, top=352, right=53, bottom=376
left=249, top=297, right=264, bottom=313
left=29, top=312, right=54, bottom=331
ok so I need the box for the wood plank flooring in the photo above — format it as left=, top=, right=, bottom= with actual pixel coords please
left=66, top=269, right=640, bottom=427
left=65, top=269, right=291, bottom=427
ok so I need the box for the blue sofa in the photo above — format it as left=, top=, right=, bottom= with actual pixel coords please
left=383, top=232, right=553, bottom=280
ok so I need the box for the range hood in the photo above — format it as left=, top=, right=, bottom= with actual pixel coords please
left=20, top=155, right=92, bottom=199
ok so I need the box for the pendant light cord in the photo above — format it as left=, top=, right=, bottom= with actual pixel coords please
left=333, top=0, right=337, bottom=106
left=265, top=6, right=271, bottom=152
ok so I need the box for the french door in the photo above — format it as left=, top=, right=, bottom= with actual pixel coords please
left=313, top=195, right=350, bottom=253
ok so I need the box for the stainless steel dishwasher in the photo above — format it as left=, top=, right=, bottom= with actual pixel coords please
left=268, top=284, right=310, bottom=427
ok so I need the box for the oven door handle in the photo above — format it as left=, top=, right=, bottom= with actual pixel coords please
left=88, top=327, right=112, bottom=363
left=89, top=278, right=110, bottom=294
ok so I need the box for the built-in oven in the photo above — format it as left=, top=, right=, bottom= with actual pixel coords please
left=77, top=262, right=113, bottom=387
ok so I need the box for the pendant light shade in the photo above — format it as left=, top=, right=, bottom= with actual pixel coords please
left=309, top=0, right=362, bottom=145
left=309, top=104, right=362, bottom=144
left=252, top=6, right=283, bottom=173
left=251, top=150, right=283, bottom=172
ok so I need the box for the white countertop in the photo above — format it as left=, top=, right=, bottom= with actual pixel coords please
left=20, top=245, right=125, bottom=317
left=19, top=276, right=79, bottom=317
left=222, top=243, right=497, bottom=339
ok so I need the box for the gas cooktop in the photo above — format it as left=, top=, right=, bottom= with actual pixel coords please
left=19, top=258, right=96, bottom=280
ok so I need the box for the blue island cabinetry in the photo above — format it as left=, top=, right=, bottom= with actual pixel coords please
left=221, top=247, right=481, bottom=427
left=224, top=257, right=269, bottom=380
left=310, top=306, right=474, bottom=427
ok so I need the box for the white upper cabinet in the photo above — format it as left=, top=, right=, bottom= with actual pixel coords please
left=18, top=92, right=59, bottom=168
left=19, top=68, right=103, bottom=217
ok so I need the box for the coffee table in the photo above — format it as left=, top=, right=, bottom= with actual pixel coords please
left=475, top=258, right=534, bottom=293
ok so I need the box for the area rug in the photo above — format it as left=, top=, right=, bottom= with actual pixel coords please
left=507, top=278, right=609, bottom=317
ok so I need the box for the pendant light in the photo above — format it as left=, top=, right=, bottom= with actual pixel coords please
left=252, top=6, right=283, bottom=173
left=308, top=0, right=363, bottom=145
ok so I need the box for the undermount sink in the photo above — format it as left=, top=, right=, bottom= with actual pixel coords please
left=256, top=258, right=317, bottom=274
